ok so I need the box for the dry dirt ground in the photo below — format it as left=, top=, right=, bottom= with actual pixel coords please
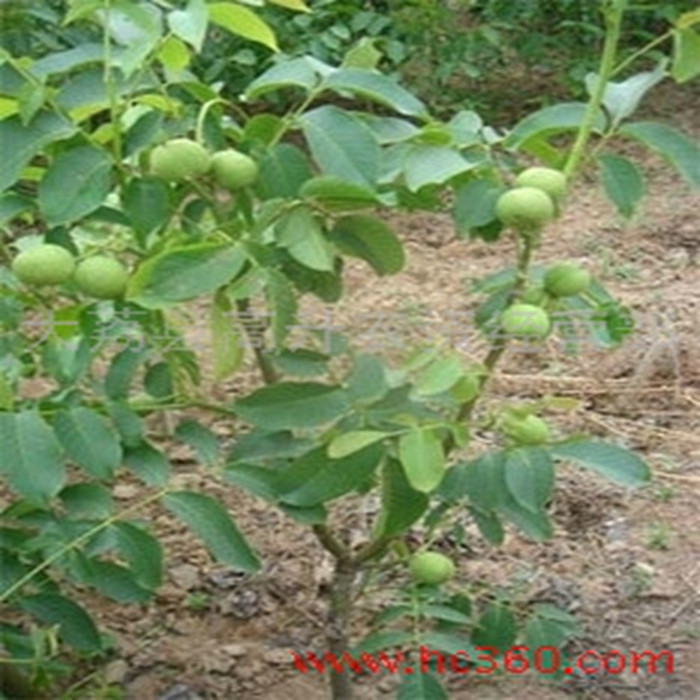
left=16, top=84, right=700, bottom=699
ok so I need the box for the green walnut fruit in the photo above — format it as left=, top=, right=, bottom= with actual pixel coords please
left=515, top=167, right=567, bottom=204
left=409, top=552, right=456, bottom=586
left=543, top=262, right=591, bottom=297
left=11, top=244, right=75, bottom=286
left=520, top=285, right=546, bottom=305
left=500, top=303, right=551, bottom=339
left=503, top=414, right=550, bottom=445
left=496, top=187, right=555, bottom=232
left=74, top=256, right=129, bottom=299
left=150, top=138, right=210, bottom=181
left=210, top=149, right=259, bottom=191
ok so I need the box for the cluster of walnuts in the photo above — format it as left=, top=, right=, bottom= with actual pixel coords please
left=494, top=166, right=592, bottom=342
left=12, top=246, right=128, bottom=299
left=10, top=138, right=259, bottom=297
left=150, top=138, right=259, bottom=190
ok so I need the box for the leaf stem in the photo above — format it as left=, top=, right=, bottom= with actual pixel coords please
left=611, top=29, right=673, bottom=78
left=102, top=0, right=122, bottom=164
left=564, top=1, right=626, bottom=179
left=313, top=524, right=351, bottom=562
left=0, top=488, right=169, bottom=604
left=447, top=234, right=536, bottom=449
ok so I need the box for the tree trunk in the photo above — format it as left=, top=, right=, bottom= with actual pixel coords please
left=327, top=558, right=356, bottom=700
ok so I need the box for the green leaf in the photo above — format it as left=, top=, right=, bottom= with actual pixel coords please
left=80, top=558, right=152, bottom=604
left=471, top=603, right=517, bottom=653
left=174, top=419, right=220, bottom=466
left=256, top=143, right=313, bottom=199
left=104, top=1, right=162, bottom=45
left=158, top=35, right=190, bottom=71
left=504, top=447, right=554, bottom=513
left=473, top=267, right=518, bottom=294
left=113, top=522, right=162, bottom=589
left=270, top=349, right=329, bottom=377
left=210, top=291, right=244, bottom=381
left=672, top=28, right=700, bottom=83
left=468, top=506, right=504, bottom=545
left=224, top=462, right=281, bottom=502
left=346, top=354, right=389, bottom=404
left=329, top=215, right=405, bottom=275
left=676, top=8, right=700, bottom=30
left=0, top=411, right=65, bottom=503
left=361, top=114, right=420, bottom=143
left=264, top=267, right=297, bottom=349
left=0, top=112, right=76, bottom=192
left=20, top=594, right=101, bottom=652
left=322, top=68, right=427, bottom=118
left=397, top=673, right=448, bottom=700
left=404, top=145, right=476, bottom=191
left=415, top=354, right=464, bottom=396
left=374, top=458, right=429, bottom=537
left=37, top=145, right=112, bottom=226
left=328, top=431, right=389, bottom=459
left=268, top=0, right=310, bottom=11
left=398, top=428, right=445, bottom=493
left=31, top=44, right=104, bottom=77
left=105, top=347, right=148, bottom=400
left=52, top=408, right=122, bottom=480
left=0, top=373, right=14, bottom=411
left=0, top=193, right=33, bottom=224
left=244, top=57, right=319, bottom=100
left=444, top=452, right=507, bottom=511
left=343, top=37, right=383, bottom=70
left=208, top=2, right=278, bottom=50
left=497, top=496, right=553, bottom=541
left=525, top=608, right=578, bottom=656
left=619, top=121, right=700, bottom=187
left=589, top=62, right=666, bottom=127
left=144, top=361, right=174, bottom=400
left=277, top=444, right=384, bottom=506
left=504, top=102, right=605, bottom=150
left=123, top=441, right=170, bottom=486
left=127, top=243, right=247, bottom=308
left=276, top=206, right=335, bottom=272
left=352, top=631, right=413, bottom=655
left=162, top=491, right=260, bottom=571
left=301, top=106, right=380, bottom=187
left=453, top=179, right=507, bottom=238
left=234, top=382, right=348, bottom=430
left=108, top=4, right=164, bottom=77
left=59, top=484, right=113, bottom=519
left=18, top=82, right=46, bottom=126
left=549, top=439, right=650, bottom=486
left=107, top=401, right=144, bottom=446
left=122, top=177, right=170, bottom=239
left=168, top=0, right=208, bottom=51
left=597, top=153, right=645, bottom=218
left=421, top=632, right=479, bottom=658
left=300, top=176, right=379, bottom=211
left=422, top=604, right=472, bottom=625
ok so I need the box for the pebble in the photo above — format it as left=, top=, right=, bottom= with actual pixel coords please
left=169, top=563, right=200, bottom=590
left=159, top=683, right=204, bottom=700
left=104, top=659, right=129, bottom=685
left=222, top=643, right=249, bottom=658
left=263, top=648, right=293, bottom=666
